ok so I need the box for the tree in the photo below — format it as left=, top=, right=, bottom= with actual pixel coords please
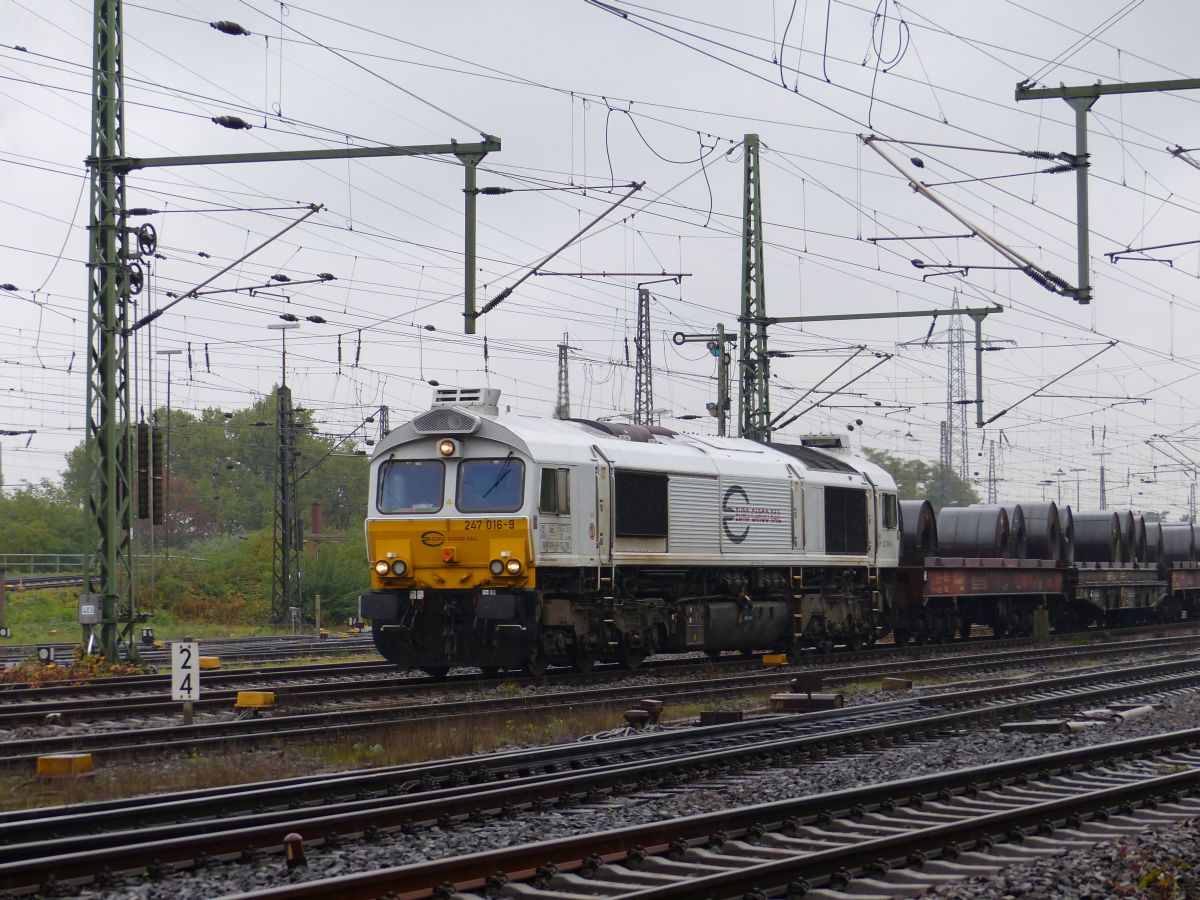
left=862, top=448, right=980, bottom=511
left=59, top=393, right=369, bottom=547
left=0, top=481, right=89, bottom=557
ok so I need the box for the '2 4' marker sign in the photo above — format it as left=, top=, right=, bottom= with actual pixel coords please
left=171, top=642, right=199, bottom=702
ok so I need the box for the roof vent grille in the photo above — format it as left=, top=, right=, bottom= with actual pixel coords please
left=412, top=408, right=479, bottom=435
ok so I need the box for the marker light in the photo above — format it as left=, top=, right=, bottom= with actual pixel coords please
left=391, top=559, right=408, bottom=576
left=437, top=439, right=457, bottom=457
left=373, top=560, right=391, bottom=576
left=505, top=559, right=523, bottom=575
left=489, top=559, right=505, bottom=575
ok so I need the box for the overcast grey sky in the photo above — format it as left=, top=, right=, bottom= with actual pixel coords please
left=3, top=0, right=1200, bottom=514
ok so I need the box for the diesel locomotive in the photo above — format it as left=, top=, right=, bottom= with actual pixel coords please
left=360, top=387, right=900, bottom=675
left=360, top=387, right=1200, bottom=675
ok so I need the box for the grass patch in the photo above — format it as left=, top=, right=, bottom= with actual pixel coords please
left=0, top=651, right=150, bottom=685
left=0, top=586, right=344, bottom=645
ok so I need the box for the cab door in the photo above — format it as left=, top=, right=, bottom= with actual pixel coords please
left=592, top=445, right=613, bottom=565
left=787, top=464, right=805, bottom=552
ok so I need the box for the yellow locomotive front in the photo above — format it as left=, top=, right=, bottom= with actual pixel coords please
left=361, top=419, right=543, bottom=676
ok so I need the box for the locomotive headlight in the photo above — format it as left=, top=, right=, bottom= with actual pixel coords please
left=373, top=559, right=391, bottom=576
left=489, top=559, right=505, bottom=575
left=391, top=559, right=408, bottom=576
left=505, top=558, right=523, bottom=575
left=437, top=439, right=457, bottom=457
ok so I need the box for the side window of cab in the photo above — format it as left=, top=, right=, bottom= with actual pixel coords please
left=881, top=493, right=899, bottom=530
left=539, top=467, right=571, bottom=515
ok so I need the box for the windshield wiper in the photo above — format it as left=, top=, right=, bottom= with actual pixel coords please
left=482, top=452, right=515, bottom=498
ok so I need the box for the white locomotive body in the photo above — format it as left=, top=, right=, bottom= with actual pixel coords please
left=361, top=388, right=899, bottom=674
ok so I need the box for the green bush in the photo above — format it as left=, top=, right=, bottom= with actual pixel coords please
left=301, top=539, right=368, bottom=625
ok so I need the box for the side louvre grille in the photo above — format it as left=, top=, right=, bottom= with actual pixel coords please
left=411, top=409, right=479, bottom=434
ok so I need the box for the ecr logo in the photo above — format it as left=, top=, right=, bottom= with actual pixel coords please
left=722, top=485, right=750, bottom=544
left=420, top=530, right=445, bottom=547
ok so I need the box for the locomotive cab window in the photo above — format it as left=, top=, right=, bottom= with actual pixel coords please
left=457, top=457, right=525, bottom=513
left=881, top=493, right=899, bottom=530
left=539, top=467, right=571, bottom=515
left=615, top=470, right=668, bottom=537
left=378, top=459, right=444, bottom=513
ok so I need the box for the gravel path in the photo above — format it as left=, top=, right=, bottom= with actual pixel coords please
left=60, top=679, right=1200, bottom=899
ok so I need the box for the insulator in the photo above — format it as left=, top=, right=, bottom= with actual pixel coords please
left=477, top=186, right=511, bottom=195
left=211, top=115, right=252, bottom=130
left=279, top=313, right=299, bottom=322
left=0, top=283, right=17, bottom=291
left=210, top=20, right=251, bottom=36
left=305, top=315, right=326, bottom=324
left=127, top=208, right=160, bottom=216
left=272, top=274, right=291, bottom=282
left=317, top=273, right=335, bottom=281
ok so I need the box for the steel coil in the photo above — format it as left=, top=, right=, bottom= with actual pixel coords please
left=1003, top=504, right=1027, bottom=558
left=1060, top=505, right=1075, bottom=563
left=898, top=499, right=937, bottom=565
left=1144, top=521, right=1164, bottom=563
left=1013, top=501, right=1062, bottom=561
left=1161, top=523, right=1195, bottom=562
left=1132, top=514, right=1147, bottom=563
left=1114, top=510, right=1142, bottom=563
left=937, top=505, right=1010, bottom=558
left=1072, top=511, right=1121, bottom=563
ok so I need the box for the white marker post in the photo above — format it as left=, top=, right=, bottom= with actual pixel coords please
left=171, top=641, right=199, bottom=724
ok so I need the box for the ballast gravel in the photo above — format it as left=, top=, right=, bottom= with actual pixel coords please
left=65, top=683, right=1200, bottom=899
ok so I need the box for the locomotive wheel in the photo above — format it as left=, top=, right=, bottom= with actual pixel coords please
left=816, top=638, right=834, bottom=656
left=424, top=666, right=450, bottom=680
left=480, top=666, right=501, bottom=678
left=845, top=632, right=862, bottom=652
left=621, top=647, right=647, bottom=671
left=523, top=651, right=549, bottom=677
left=574, top=654, right=597, bottom=674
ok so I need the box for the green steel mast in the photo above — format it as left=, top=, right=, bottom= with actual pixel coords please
left=85, top=0, right=136, bottom=661
left=738, top=134, right=770, bottom=441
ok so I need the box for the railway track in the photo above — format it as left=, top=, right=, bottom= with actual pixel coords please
left=3, top=634, right=1198, bottom=765
left=4, top=655, right=1200, bottom=893
left=0, top=632, right=378, bottom=668
left=2, top=615, right=1195, bottom=675
left=4, top=632, right=1197, bottom=728
left=5, top=620, right=1198, bottom=704
left=224, top=728, right=1200, bottom=899
left=0, top=572, right=83, bottom=592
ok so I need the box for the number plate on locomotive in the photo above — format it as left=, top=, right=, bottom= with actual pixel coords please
left=462, top=519, right=518, bottom=531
